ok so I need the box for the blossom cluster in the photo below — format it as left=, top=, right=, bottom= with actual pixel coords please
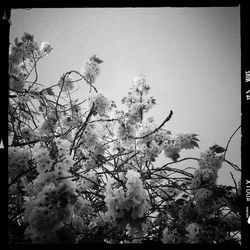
left=62, top=101, right=83, bottom=129
left=20, top=138, right=90, bottom=243
left=185, top=223, right=201, bottom=243
left=132, top=75, right=150, bottom=93
left=221, top=212, right=241, bottom=232
left=121, top=75, right=155, bottom=124
left=199, top=148, right=224, bottom=171
left=74, top=123, right=108, bottom=170
left=9, top=33, right=39, bottom=66
left=191, top=149, right=224, bottom=191
left=38, top=111, right=61, bottom=136
left=161, top=133, right=199, bottom=161
left=58, top=74, right=75, bottom=92
left=9, top=33, right=52, bottom=92
left=81, top=58, right=101, bottom=83
left=190, top=148, right=225, bottom=214
left=162, top=227, right=182, bottom=243
left=23, top=181, right=77, bottom=243
left=8, top=147, right=31, bottom=179
left=40, top=41, right=52, bottom=55
left=20, top=139, right=73, bottom=197
left=74, top=197, right=93, bottom=217
left=104, top=170, right=150, bottom=230
left=134, top=122, right=199, bottom=162
left=88, top=93, right=113, bottom=116
left=32, top=146, right=55, bottom=173
left=62, top=116, right=81, bottom=129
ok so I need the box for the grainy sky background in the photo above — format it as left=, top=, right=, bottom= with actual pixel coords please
left=10, top=7, right=241, bottom=185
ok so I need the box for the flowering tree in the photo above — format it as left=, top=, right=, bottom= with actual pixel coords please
left=8, top=33, right=241, bottom=244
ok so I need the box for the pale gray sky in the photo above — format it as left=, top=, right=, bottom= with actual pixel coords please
left=10, top=7, right=241, bottom=185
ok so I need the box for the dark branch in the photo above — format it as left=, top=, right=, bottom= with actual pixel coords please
left=132, top=110, right=173, bottom=140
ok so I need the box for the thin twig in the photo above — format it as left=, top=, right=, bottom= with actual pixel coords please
left=230, top=172, right=238, bottom=194
left=224, top=125, right=241, bottom=159
left=224, top=159, right=241, bottom=171
left=132, top=110, right=173, bottom=140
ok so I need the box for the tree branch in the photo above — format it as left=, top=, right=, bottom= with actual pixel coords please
left=132, top=110, right=173, bottom=140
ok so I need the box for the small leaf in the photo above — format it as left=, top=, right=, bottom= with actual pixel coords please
left=175, top=198, right=185, bottom=206
left=151, top=98, right=156, bottom=104
left=171, top=153, right=180, bottom=162
left=171, top=182, right=178, bottom=188
left=214, top=146, right=226, bottom=154
left=191, top=133, right=199, bottom=137
left=168, top=204, right=179, bottom=218
left=95, top=154, right=107, bottom=163
left=191, top=140, right=199, bottom=148
left=14, top=37, right=19, bottom=46
left=94, top=57, right=103, bottom=64
left=192, top=137, right=200, bottom=142
left=46, top=88, right=54, bottom=96
left=90, top=54, right=103, bottom=64
left=182, top=194, right=189, bottom=199
left=121, top=97, right=126, bottom=104
left=147, top=117, right=154, bottom=123
left=210, top=144, right=219, bottom=151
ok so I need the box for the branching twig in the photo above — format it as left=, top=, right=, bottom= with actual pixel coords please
left=224, top=159, right=241, bottom=172
left=66, top=70, right=98, bottom=93
left=70, top=104, right=95, bottom=154
left=131, top=110, right=173, bottom=140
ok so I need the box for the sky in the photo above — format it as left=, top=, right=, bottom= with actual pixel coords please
left=9, top=7, right=241, bottom=185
